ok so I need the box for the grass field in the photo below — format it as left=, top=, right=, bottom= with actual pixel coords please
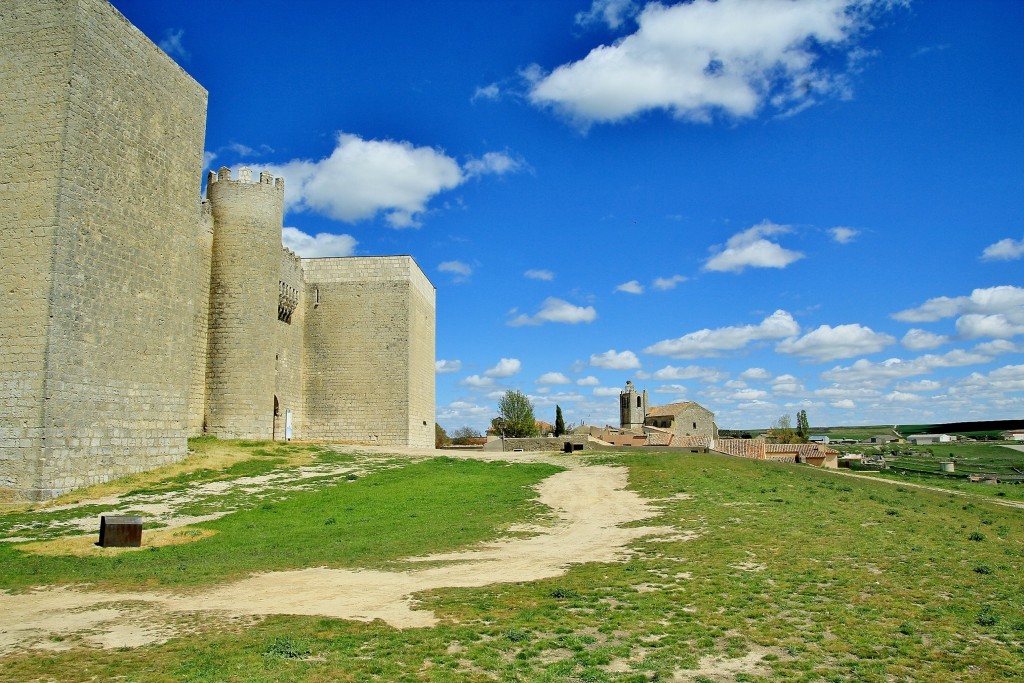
left=1, top=441, right=1022, bottom=682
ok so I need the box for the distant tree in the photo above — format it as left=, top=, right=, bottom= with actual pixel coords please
left=796, top=410, right=810, bottom=441
left=435, top=423, right=450, bottom=449
left=554, top=405, right=565, bottom=437
left=496, top=390, right=538, bottom=438
left=767, top=414, right=801, bottom=444
left=451, top=426, right=481, bottom=445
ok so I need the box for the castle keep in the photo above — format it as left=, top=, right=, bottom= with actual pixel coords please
left=1, top=0, right=435, bottom=501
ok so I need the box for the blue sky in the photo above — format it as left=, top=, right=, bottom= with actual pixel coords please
left=113, top=0, right=1024, bottom=432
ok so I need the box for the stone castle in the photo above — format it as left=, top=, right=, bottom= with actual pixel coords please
left=1, top=0, right=435, bottom=501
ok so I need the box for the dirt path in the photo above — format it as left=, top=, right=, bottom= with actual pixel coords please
left=0, top=462, right=678, bottom=654
left=825, top=467, right=1024, bottom=510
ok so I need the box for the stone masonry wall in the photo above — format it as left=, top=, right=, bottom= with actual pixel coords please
left=0, top=0, right=75, bottom=500
left=1, top=0, right=209, bottom=500
left=301, top=257, right=435, bottom=446
left=205, top=169, right=284, bottom=440
left=187, top=204, right=214, bottom=435
left=274, top=247, right=305, bottom=440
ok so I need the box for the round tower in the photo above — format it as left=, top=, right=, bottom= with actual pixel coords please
left=204, top=167, right=285, bottom=438
left=619, top=380, right=648, bottom=431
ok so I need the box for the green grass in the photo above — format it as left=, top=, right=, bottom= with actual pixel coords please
left=1, top=451, right=1022, bottom=682
left=0, top=457, right=560, bottom=589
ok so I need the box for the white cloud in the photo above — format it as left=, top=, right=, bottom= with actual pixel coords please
left=652, top=274, right=688, bottom=290
left=485, top=358, right=522, bottom=378
left=265, top=133, right=464, bottom=228
left=829, top=226, right=860, bottom=244
left=615, top=280, right=644, bottom=294
left=740, top=367, right=771, bottom=380
left=645, top=309, right=799, bottom=358
left=537, top=372, right=572, bottom=385
left=831, top=399, right=856, bottom=409
left=892, top=285, right=1024, bottom=322
left=471, top=83, right=501, bottom=102
left=508, top=298, right=597, bottom=326
left=464, top=151, right=526, bottom=177
left=886, top=391, right=922, bottom=403
left=981, top=236, right=1024, bottom=261
left=281, top=227, right=357, bottom=257
left=820, top=344, right=1011, bottom=385
left=956, top=314, right=1024, bottom=339
left=776, top=323, right=895, bottom=361
left=203, top=150, right=218, bottom=167
left=895, top=379, right=941, bottom=392
left=590, top=349, right=641, bottom=370
left=704, top=221, right=804, bottom=273
left=772, top=374, right=805, bottom=395
left=731, top=388, right=768, bottom=400
left=955, top=364, right=1024, bottom=394
left=439, top=260, right=473, bottom=278
left=653, top=383, right=689, bottom=394
left=901, top=328, right=949, bottom=351
left=435, top=359, right=463, bottom=374
left=524, top=269, right=554, bottom=281
left=593, top=387, right=623, bottom=397
left=575, top=0, right=638, bottom=29
left=530, top=0, right=897, bottom=127
left=460, top=374, right=495, bottom=388
left=638, top=364, right=725, bottom=382
left=576, top=376, right=601, bottom=386
left=158, top=28, right=189, bottom=61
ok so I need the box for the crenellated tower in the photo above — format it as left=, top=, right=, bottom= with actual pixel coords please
left=619, top=380, right=648, bottom=431
left=204, top=167, right=285, bottom=438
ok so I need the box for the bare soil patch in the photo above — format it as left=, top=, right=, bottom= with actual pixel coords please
left=0, top=461, right=680, bottom=655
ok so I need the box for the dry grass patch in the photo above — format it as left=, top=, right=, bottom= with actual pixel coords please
left=15, top=526, right=218, bottom=557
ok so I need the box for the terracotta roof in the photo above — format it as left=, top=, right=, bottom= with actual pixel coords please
left=714, top=438, right=765, bottom=459
left=673, top=434, right=712, bottom=448
left=645, top=431, right=674, bottom=446
left=765, top=443, right=840, bottom=457
left=646, top=402, right=705, bottom=418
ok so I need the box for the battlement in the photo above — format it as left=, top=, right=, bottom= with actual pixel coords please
left=206, top=166, right=285, bottom=192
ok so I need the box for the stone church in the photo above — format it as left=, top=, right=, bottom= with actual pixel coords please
left=1, top=0, right=435, bottom=501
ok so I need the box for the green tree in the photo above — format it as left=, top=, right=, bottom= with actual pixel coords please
left=496, top=390, right=538, bottom=437
left=554, top=405, right=565, bottom=437
left=451, top=426, right=481, bottom=445
left=767, top=414, right=800, bottom=444
left=796, top=410, right=810, bottom=441
left=434, top=423, right=450, bottom=449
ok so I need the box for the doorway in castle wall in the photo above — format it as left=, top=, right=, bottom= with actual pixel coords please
left=273, top=395, right=280, bottom=441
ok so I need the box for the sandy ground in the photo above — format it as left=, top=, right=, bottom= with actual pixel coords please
left=0, top=455, right=680, bottom=654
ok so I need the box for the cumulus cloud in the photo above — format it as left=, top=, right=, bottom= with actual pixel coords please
left=820, top=345, right=1012, bottom=385
left=439, top=260, right=473, bottom=279
left=281, top=227, right=357, bottom=257
left=653, top=383, right=689, bottom=394
left=537, top=372, right=572, bottom=385
left=485, top=358, right=522, bottom=378
left=463, top=151, right=526, bottom=177
left=772, top=374, right=805, bottom=395
left=530, top=0, right=900, bottom=127
left=435, top=359, right=463, bottom=374
left=981, top=236, right=1024, bottom=261
left=652, top=274, right=688, bottom=290
left=956, top=314, right=1024, bottom=339
left=645, top=309, right=799, bottom=358
left=577, top=376, right=601, bottom=386
left=266, top=133, right=463, bottom=228
left=590, top=349, right=642, bottom=370
left=460, top=375, right=494, bottom=388
left=829, top=226, right=860, bottom=244
left=892, top=285, right=1024, bottom=323
left=704, top=221, right=804, bottom=273
left=902, top=328, right=949, bottom=351
left=508, top=298, right=598, bottom=326
left=471, top=83, right=501, bottom=102
left=776, top=323, right=895, bottom=361
left=524, top=269, right=554, bottom=281
left=593, top=386, right=623, bottom=397
left=831, top=398, right=856, bottom=409
left=575, top=0, right=638, bottom=29
left=740, top=367, right=771, bottom=380
left=615, top=280, right=644, bottom=294
left=638, top=365, right=725, bottom=382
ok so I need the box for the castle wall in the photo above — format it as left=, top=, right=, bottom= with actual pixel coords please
left=274, top=248, right=305, bottom=440
left=187, top=205, right=215, bottom=435
left=301, top=257, right=435, bottom=447
left=204, top=169, right=284, bottom=440
left=1, top=0, right=208, bottom=500
left=0, top=0, right=75, bottom=500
